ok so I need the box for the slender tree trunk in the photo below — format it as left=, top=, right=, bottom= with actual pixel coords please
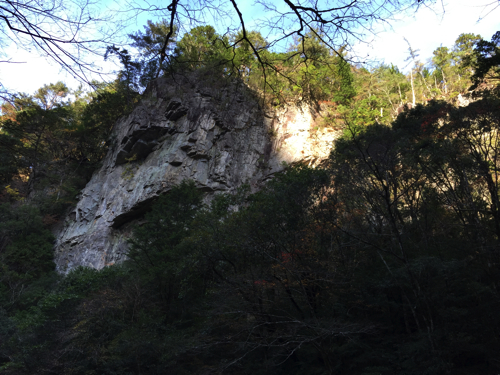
left=441, top=69, right=448, bottom=94
left=410, top=70, right=416, bottom=106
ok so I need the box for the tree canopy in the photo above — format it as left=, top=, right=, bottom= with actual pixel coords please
left=0, top=0, right=434, bottom=99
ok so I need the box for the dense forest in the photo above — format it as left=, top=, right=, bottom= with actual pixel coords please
left=1, top=17, right=500, bottom=374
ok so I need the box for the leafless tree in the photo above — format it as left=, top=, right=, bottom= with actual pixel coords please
left=0, top=0, right=121, bottom=93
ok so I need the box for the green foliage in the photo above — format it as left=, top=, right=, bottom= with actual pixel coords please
left=0, top=203, right=55, bottom=316
left=33, top=81, right=69, bottom=110
left=453, top=32, right=483, bottom=70
left=174, top=25, right=232, bottom=74
left=129, top=19, right=177, bottom=89
left=1, top=95, right=70, bottom=178
left=0, top=133, right=23, bottom=184
left=0, top=76, right=139, bottom=219
left=427, top=33, right=483, bottom=97
left=231, top=29, right=267, bottom=69
left=79, top=80, right=138, bottom=161
left=130, top=19, right=177, bottom=59
left=467, top=31, right=500, bottom=88
left=331, top=53, right=356, bottom=105
left=333, top=93, right=500, bottom=371
left=127, top=180, right=204, bottom=312
left=167, top=26, right=357, bottom=106
left=339, top=95, right=387, bottom=134
left=105, top=46, right=144, bottom=95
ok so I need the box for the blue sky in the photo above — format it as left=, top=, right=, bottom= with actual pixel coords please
left=353, top=1, right=500, bottom=70
left=0, top=0, right=498, bottom=95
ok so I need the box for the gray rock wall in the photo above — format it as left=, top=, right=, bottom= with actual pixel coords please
left=54, top=75, right=340, bottom=272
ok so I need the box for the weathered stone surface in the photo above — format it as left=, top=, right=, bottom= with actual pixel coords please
left=54, top=74, right=340, bottom=272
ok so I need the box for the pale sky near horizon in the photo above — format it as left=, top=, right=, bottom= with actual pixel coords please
left=353, top=1, right=500, bottom=69
left=0, top=0, right=498, bottom=96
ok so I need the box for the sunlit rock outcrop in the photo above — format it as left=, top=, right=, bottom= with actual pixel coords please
left=54, top=74, right=340, bottom=272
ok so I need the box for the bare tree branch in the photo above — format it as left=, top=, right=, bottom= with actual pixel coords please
left=0, top=0, right=123, bottom=90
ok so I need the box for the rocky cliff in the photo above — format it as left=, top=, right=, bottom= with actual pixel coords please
left=54, top=74, right=340, bottom=272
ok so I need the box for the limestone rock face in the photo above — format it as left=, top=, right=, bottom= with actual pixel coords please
left=54, top=75, right=340, bottom=272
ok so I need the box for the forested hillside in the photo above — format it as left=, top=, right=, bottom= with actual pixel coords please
left=1, top=20, right=500, bottom=374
